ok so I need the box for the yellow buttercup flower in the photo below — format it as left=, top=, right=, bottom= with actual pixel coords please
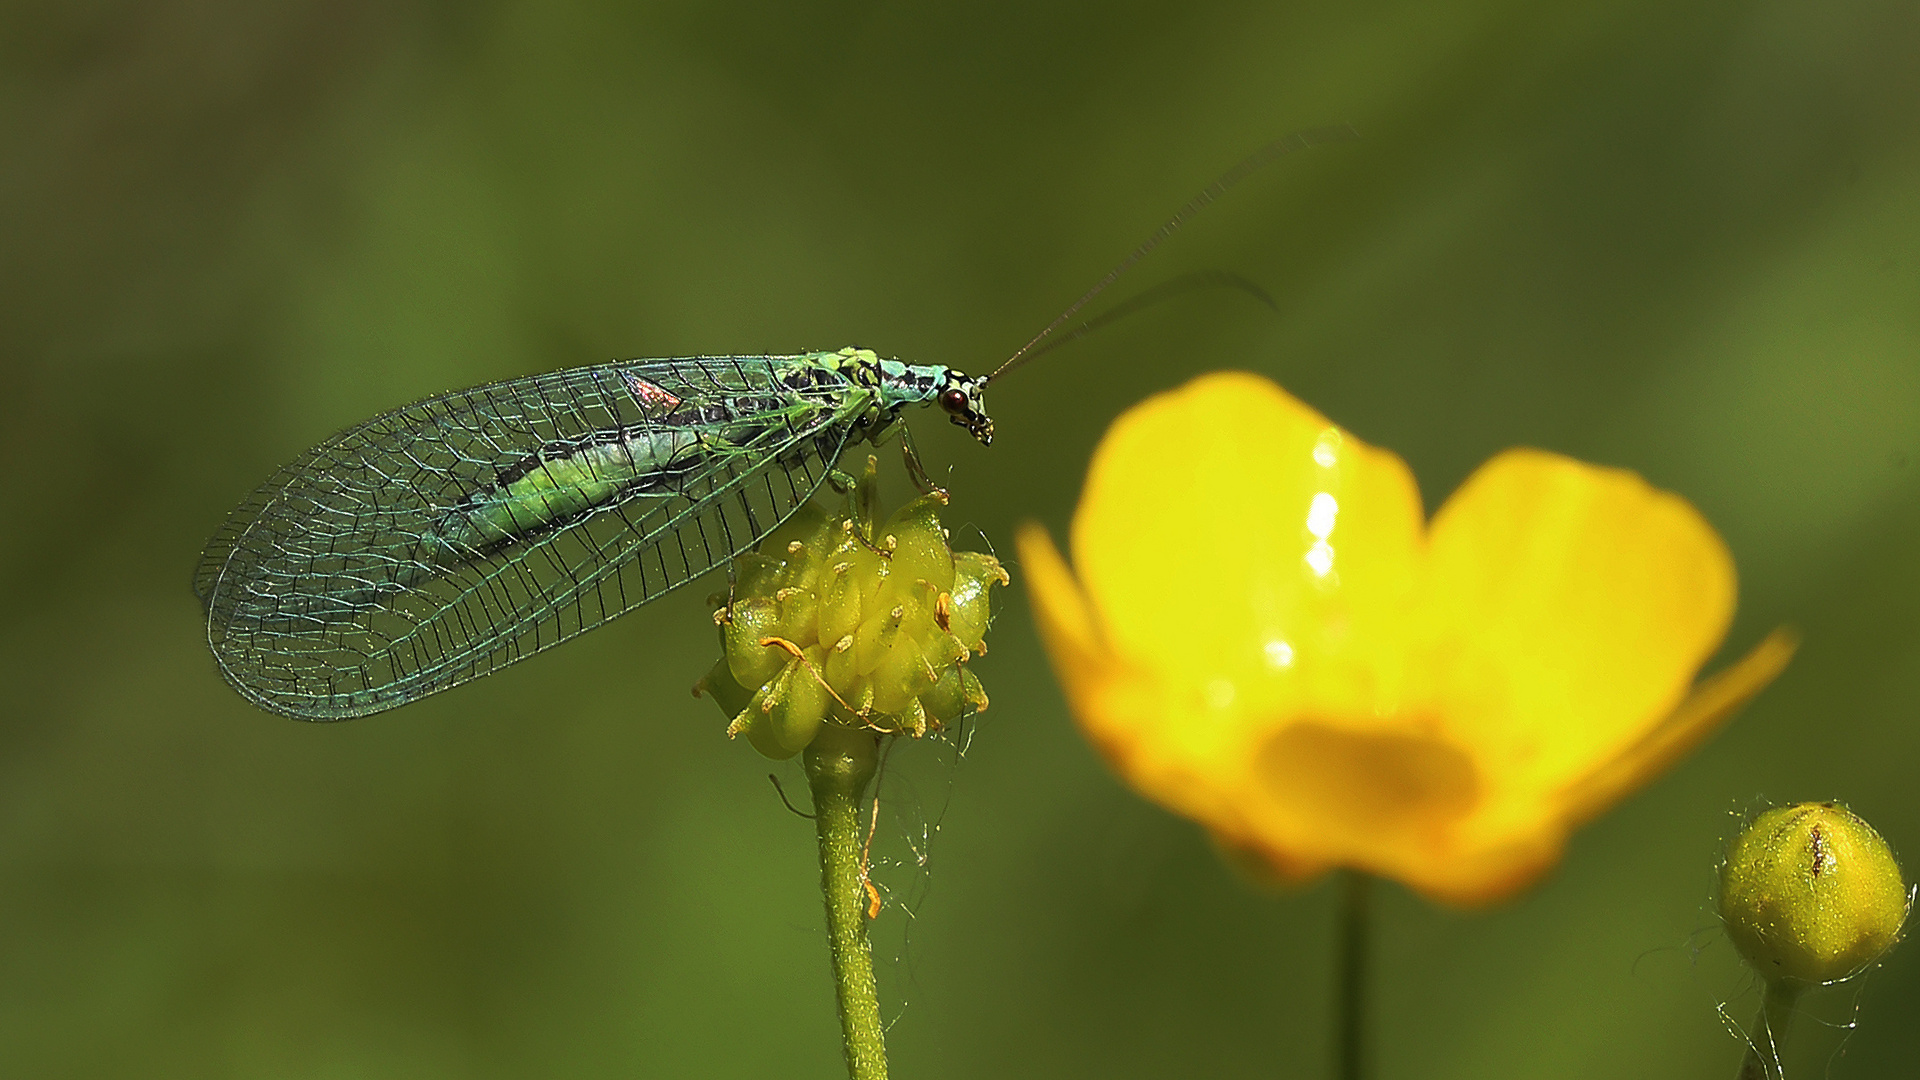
left=1019, top=372, right=1796, bottom=906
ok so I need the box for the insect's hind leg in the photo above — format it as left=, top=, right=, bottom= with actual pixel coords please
left=715, top=550, right=741, bottom=623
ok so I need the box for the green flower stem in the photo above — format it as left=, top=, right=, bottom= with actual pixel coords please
left=1735, top=980, right=1802, bottom=1080
left=805, top=728, right=888, bottom=1080
left=1334, top=870, right=1372, bottom=1080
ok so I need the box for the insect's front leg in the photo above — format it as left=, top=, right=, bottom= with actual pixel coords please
left=827, top=454, right=897, bottom=554
left=898, top=426, right=946, bottom=499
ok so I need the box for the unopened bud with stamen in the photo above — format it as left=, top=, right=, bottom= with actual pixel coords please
left=694, top=458, right=1007, bottom=760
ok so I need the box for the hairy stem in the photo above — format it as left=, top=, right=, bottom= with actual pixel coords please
left=1736, top=980, right=1801, bottom=1080
left=805, top=729, right=888, bottom=1080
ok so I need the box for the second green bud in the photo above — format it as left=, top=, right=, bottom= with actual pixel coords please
left=1720, top=801, right=1908, bottom=987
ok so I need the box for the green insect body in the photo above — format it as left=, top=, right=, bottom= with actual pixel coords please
left=196, top=348, right=992, bottom=720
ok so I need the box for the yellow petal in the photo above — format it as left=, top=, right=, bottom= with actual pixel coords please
left=1018, top=523, right=1237, bottom=830
left=1016, top=522, right=1102, bottom=680
left=1422, top=448, right=1739, bottom=800
left=1560, top=628, right=1799, bottom=824
left=1070, top=372, right=1426, bottom=723
left=1018, top=523, right=1150, bottom=766
left=1387, top=822, right=1570, bottom=906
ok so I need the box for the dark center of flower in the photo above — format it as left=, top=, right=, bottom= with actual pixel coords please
left=1254, top=722, right=1479, bottom=860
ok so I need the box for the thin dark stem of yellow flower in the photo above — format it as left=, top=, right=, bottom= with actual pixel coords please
left=1735, top=980, right=1801, bottom=1080
left=1334, top=870, right=1372, bottom=1080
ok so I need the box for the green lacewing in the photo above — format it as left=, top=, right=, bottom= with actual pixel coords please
left=195, top=126, right=1354, bottom=720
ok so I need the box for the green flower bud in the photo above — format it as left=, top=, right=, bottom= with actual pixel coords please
left=1720, top=802, right=1909, bottom=986
left=695, top=458, right=1008, bottom=759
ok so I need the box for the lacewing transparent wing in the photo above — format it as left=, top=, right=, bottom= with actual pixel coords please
left=196, top=354, right=874, bottom=719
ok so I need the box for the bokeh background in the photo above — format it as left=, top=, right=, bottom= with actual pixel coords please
left=5, top=0, right=1919, bottom=1076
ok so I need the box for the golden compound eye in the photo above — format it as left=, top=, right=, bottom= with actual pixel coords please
left=940, top=388, right=969, bottom=414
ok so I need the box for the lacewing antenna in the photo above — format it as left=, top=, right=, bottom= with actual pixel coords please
left=984, top=123, right=1358, bottom=386
left=1016, top=269, right=1278, bottom=365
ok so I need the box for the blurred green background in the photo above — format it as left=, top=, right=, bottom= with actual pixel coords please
left=4, top=0, right=1918, bottom=1076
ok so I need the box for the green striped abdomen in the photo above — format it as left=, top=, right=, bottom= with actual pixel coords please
left=434, top=429, right=706, bottom=555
